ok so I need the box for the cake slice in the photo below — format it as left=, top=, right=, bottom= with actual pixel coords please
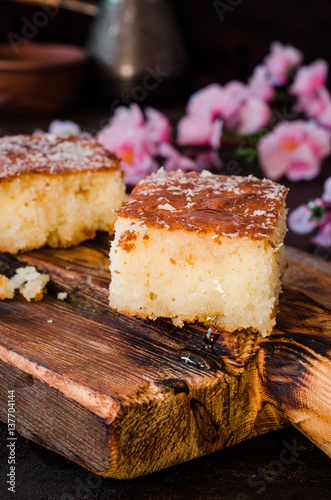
left=109, top=169, right=288, bottom=336
left=0, top=134, right=126, bottom=253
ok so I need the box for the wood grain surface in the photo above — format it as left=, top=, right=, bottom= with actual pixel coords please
left=0, top=236, right=330, bottom=478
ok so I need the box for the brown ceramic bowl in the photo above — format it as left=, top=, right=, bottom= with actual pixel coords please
left=0, top=42, right=88, bottom=117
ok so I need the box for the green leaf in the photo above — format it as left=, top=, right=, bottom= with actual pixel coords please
left=235, top=146, right=257, bottom=164
left=308, top=205, right=326, bottom=222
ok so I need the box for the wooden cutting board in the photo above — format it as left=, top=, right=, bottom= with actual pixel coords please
left=0, top=236, right=330, bottom=479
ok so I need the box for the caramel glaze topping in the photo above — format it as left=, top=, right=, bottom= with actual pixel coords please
left=118, top=169, right=288, bottom=240
left=0, top=134, right=120, bottom=180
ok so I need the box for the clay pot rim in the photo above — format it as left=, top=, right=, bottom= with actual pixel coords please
left=0, top=42, right=88, bottom=72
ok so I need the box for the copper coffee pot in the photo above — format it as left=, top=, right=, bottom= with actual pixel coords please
left=87, top=0, right=190, bottom=100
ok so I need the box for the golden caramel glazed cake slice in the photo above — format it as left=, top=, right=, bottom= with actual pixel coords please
left=0, top=134, right=126, bottom=253
left=109, top=169, right=288, bottom=336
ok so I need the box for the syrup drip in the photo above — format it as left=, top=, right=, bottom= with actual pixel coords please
left=178, top=317, right=223, bottom=372
left=204, top=317, right=220, bottom=354
left=178, top=348, right=223, bottom=372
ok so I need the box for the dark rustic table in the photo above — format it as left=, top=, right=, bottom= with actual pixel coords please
left=0, top=104, right=330, bottom=500
left=0, top=422, right=330, bottom=500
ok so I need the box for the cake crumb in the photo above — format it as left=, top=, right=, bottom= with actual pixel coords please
left=0, top=274, right=15, bottom=300
left=10, top=266, right=49, bottom=302
left=57, top=291, right=68, bottom=301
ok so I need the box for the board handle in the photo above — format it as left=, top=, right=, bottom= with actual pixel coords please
left=260, top=287, right=331, bottom=457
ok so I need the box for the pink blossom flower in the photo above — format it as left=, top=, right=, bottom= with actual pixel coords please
left=117, top=153, right=158, bottom=187
left=177, top=114, right=222, bottom=149
left=289, top=177, right=331, bottom=248
left=187, top=82, right=246, bottom=120
left=158, top=143, right=223, bottom=173
left=307, top=197, right=327, bottom=212
left=98, top=104, right=144, bottom=152
left=304, top=123, right=331, bottom=158
left=290, top=59, right=328, bottom=97
left=158, top=143, right=196, bottom=172
left=187, top=83, right=224, bottom=118
left=258, top=120, right=331, bottom=181
left=222, top=81, right=248, bottom=117
left=264, top=41, right=302, bottom=85
left=312, top=214, right=331, bottom=247
left=228, top=97, right=271, bottom=135
left=33, top=120, right=83, bottom=137
left=322, top=177, right=331, bottom=203
left=97, top=104, right=171, bottom=185
left=314, top=98, right=331, bottom=129
left=248, top=65, right=274, bottom=102
left=144, top=107, right=171, bottom=143
left=294, top=87, right=331, bottom=129
left=294, top=87, right=331, bottom=118
left=195, top=150, right=223, bottom=171
left=48, top=120, right=82, bottom=135
left=178, top=80, right=270, bottom=142
left=288, top=204, right=319, bottom=234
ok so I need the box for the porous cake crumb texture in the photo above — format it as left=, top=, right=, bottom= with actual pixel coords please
left=0, top=171, right=125, bottom=253
left=57, top=291, right=68, bottom=301
left=0, top=266, right=50, bottom=301
left=10, top=266, right=50, bottom=301
left=109, top=169, right=288, bottom=336
left=0, top=134, right=126, bottom=253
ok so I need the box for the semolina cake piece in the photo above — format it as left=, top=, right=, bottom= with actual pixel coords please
left=0, top=134, right=126, bottom=253
left=109, top=169, right=288, bottom=336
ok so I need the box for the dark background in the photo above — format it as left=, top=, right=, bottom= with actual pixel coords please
left=1, top=0, right=331, bottom=90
